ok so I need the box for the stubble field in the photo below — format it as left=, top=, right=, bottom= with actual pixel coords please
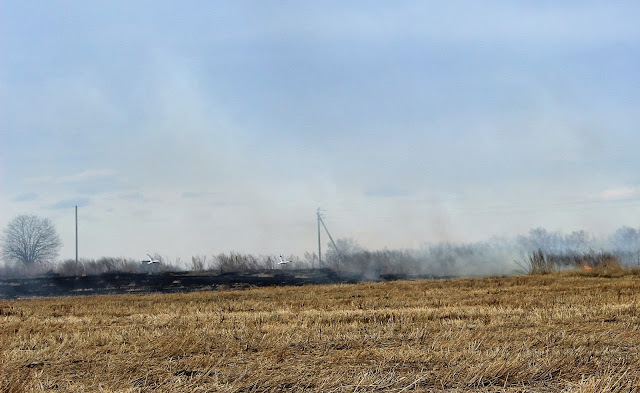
left=2, top=270, right=640, bottom=392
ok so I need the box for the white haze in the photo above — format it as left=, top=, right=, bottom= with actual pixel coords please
left=1, top=2, right=639, bottom=264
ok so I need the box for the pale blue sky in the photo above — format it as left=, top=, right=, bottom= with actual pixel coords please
left=1, top=1, right=639, bottom=261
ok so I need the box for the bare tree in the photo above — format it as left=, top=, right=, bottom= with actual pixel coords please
left=1, top=214, right=62, bottom=266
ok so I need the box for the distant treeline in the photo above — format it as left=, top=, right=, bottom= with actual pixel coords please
left=2, top=226, right=640, bottom=279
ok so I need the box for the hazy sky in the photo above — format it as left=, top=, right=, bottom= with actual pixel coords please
left=2, top=1, right=639, bottom=262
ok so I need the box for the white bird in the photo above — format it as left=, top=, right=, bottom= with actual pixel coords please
left=142, top=254, right=160, bottom=264
left=278, top=255, right=291, bottom=265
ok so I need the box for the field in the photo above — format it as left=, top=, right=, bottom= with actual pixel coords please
left=3, top=270, right=640, bottom=392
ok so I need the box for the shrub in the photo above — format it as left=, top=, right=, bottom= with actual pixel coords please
left=518, top=249, right=555, bottom=275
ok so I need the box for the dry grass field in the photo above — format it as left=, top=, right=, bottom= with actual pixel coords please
left=3, top=268, right=640, bottom=392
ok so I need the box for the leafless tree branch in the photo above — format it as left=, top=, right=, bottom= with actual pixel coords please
left=1, top=214, right=62, bottom=266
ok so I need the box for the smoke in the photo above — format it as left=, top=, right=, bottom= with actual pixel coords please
left=2, top=226, right=640, bottom=281
left=323, top=226, right=640, bottom=279
left=0, top=256, right=181, bottom=279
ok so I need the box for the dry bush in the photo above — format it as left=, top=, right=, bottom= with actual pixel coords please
left=1, top=257, right=182, bottom=279
left=54, top=257, right=180, bottom=276
left=595, top=254, right=625, bottom=275
left=518, top=249, right=556, bottom=274
left=213, top=252, right=266, bottom=273
left=0, top=261, right=52, bottom=278
left=522, top=250, right=630, bottom=278
left=570, top=253, right=626, bottom=278
left=3, top=273, right=640, bottom=391
left=211, top=252, right=307, bottom=273
left=190, top=255, right=206, bottom=272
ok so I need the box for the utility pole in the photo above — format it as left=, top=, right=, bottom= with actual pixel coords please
left=319, top=214, right=342, bottom=259
left=317, top=208, right=322, bottom=267
left=75, top=205, right=78, bottom=263
left=316, top=208, right=342, bottom=268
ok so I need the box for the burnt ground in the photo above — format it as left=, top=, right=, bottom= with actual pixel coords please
left=0, top=269, right=402, bottom=299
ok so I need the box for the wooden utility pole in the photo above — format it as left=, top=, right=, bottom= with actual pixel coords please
left=75, top=206, right=78, bottom=263
left=319, top=215, right=340, bottom=257
left=317, top=208, right=322, bottom=267
left=317, top=208, right=342, bottom=268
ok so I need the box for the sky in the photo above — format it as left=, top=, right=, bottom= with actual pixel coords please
left=1, top=1, right=640, bottom=263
